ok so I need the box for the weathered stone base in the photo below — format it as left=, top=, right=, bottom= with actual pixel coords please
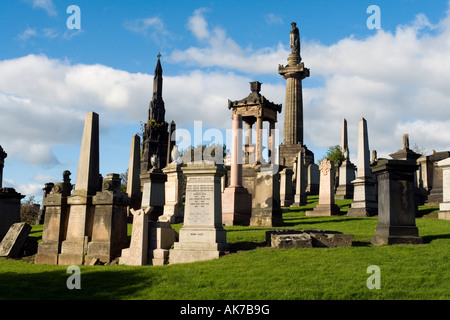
left=291, top=194, right=307, bottom=207
left=335, top=184, right=354, bottom=199
left=169, top=227, right=227, bottom=264
left=267, top=230, right=353, bottom=249
left=438, top=211, right=450, bottom=220
left=371, top=225, right=423, bottom=246
left=162, top=204, right=184, bottom=223
left=306, top=204, right=340, bottom=216
left=58, top=253, right=84, bottom=265
left=35, top=241, right=59, bottom=265
left=152, top=248, right=169, bottom=265
left=58, top=240, right=86, bottom=265
left=347, top=201, right=378, bottom=217
left=250, top=208, right=283, bottom=227
left=222, top=187, right=252, bottom=226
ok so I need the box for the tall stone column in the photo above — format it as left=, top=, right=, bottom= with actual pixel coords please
left=59, top=112, right=100, bottom=265
left=222, top=114, right=252, bottom=226
left=278, top=22, right=311, bottom=169
left=256, top=116, right=262, bottom=164
left=347, top=118, right=377, bottom=217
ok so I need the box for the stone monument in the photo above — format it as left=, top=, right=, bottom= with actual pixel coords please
left=347, top=118, right=377, bottom=217
left=58, top=112, right=101, bottom=265
left=222, top=114, right=252, bottom=225
left=119, top=207, right=151, bottom=265
left=127, top=134, right=142, bottom=211
left=279, top=167, right=294, bottom=207
left=162, top=146, right=184, bottom=223
left=85, top=173, right=129, bottom=264
left=278, top=22, right=314, bottom=171
left=371, top=155, right=422, bottom=245
left=335, top=119, right=356, bottom=199
left=169, top=162, right=227, bottom=264
left=35, top=171, right=73, bottom=265
left=306, top=159, right=340, bottom=216
left=0, top=222, right=31, bottom=258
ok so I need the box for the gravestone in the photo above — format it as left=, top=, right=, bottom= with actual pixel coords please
left=427, top=151, right=450, bottom=205
left=0, top=222, right=31, bottom=258
left=291, top=150, right=306, bottom=206
left=119, top=207, right=151, bottom=266
left=347, top=118, right=377, bottom=217
left=250, top=165, right=283, bottom=227
left=59, top=112, right=100, bottom=265
left=306, top=163, right=319, bottom=195
left=169, top=162, right=227, bottom=264
left=437, top=157, right=450, bottom=220
left=148, top=215, right=178, bottom=265
left=35, top=171, right=73, bottom=265
left=85, top=173, right=129, bottom=264
left=162, top=157, right=184, bottom=223
left=279, top=168, right=294, bottom=207
left=0, top=188, right=25, bottom=242
left=306, top=159, right=339, bottom=216
left=371, top=158, right=422, bottom=245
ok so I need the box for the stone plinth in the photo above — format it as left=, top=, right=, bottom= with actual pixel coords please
left=0, top=222, right=31, bottom=258
left=0, top=188, right=25, bottom=242
left=162, top=162, right=184, bottom=223
left=140, top=170, right=167, bottom=221
left=35, top=184, right=71, bottom=265
left=169, top=162, right=227, bottom=264
left=371, top=159, right=422, bottom=245
left=306, top=159, right=339, bottom=216
left=119, top=207, right=151, bottom=266
left=85, top=174, right=129, bottom=264
left=148, top=217, right=178, bottom=265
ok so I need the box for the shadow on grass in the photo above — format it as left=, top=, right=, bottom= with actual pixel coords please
left=422, top=233, right=450, bottom=244
left=226, top=241, right=268, bottom=253
left=282, top=217, right=365, bottom=227
left=0, top=266, right=157, bottom=300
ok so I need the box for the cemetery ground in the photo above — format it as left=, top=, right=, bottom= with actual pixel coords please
left=1, top=195, right=450, bottom=300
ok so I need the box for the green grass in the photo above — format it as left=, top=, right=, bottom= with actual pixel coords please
left=1, top=196, right=449, bottom=300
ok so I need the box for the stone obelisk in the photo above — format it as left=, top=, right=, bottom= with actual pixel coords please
left=59, top=112, right=100, bottom=265
left=222, top=114, right=252, bottom=226
left=279, top=22, right=312, bottom=169
left=335, top=119, right=356, bottom=199
left=347, top=118, right=377, bottom=217
left=127, top=134, right=141, bottom=210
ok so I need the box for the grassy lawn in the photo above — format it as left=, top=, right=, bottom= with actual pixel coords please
left=1, top=196, right=449, bottom=300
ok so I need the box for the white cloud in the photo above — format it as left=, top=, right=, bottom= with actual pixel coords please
left=17, top=28, right=37, bottom=41
left=123, top=16, right=172, bottom=45
left=26, top=0, right=57, bottom=16
left=187, top=8, right=211, bottom=40
left=265, top=13, right=283, bottom=25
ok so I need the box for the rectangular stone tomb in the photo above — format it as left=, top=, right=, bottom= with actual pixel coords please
left=266, top=230, right=353, bottom=249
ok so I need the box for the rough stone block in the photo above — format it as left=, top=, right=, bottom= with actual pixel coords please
left=0, top=222, right=31, bottom=258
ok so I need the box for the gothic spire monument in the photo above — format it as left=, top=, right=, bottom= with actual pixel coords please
left=278, top=22, right=313, bottom=170
left=140, top=54, right=175, bottom=177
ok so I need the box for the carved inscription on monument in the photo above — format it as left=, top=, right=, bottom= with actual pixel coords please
left=185, top=176, right=214, bottom=226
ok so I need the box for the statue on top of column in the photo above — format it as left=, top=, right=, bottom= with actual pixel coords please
left=290, top=22, right=301, bottom=58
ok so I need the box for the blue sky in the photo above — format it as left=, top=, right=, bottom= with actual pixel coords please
left=1, top=0, right=450, bottom=202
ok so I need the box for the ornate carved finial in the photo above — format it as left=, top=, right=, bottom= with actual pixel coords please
left=402, top=134, right=409, bottom=150
left=157, top=52, right=161, bottom=59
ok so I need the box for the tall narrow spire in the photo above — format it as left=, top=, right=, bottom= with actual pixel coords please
left=149, top=53, right=165, bottom=123
left=153, top=53, right=163, bottom=99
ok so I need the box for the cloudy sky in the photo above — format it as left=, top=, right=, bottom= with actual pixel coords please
left=1, top=0, right=450, bottom=201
